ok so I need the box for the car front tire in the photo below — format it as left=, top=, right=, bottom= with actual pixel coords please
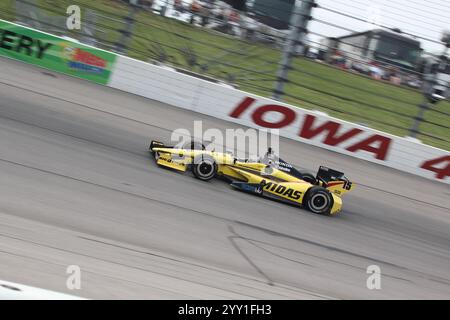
left=192, top=155, right=217, bottom=181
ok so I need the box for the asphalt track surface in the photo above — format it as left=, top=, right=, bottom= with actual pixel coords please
left=0, top=57, right=449, bottom=299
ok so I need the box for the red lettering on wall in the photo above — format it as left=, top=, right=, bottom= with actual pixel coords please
left=229, top=97, right=255, bottom=118
left=346, top=135, right=391, bottom=160
left=299, top=114, right=363, bottom=146
left=421, top=156, right=450, bottom=180
left=251, top=105, right=296, bottom=128
left=228, top=97, right=394, bottom=162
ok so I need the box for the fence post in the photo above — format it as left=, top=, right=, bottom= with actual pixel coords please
left=115, top=3, right=138, bottom=54
left=409, top=42, right=449, bottom=139
left=409, top=99, right=429, bottom=139
left=272, top=0, right=315, bottom=101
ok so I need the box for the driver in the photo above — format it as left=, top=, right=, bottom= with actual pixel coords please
left=260, top=147, right=278, bottom=166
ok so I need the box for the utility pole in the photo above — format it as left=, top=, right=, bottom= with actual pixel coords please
left=273, top=0, right=316, bottom=101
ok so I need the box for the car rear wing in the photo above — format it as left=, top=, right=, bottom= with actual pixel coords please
left=317, top=166, right=354, bottom=195
left=316, top=166, right=345, bottom=183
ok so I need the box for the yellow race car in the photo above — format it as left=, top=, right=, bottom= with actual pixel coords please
left=149, top=140, right=354, bottom=215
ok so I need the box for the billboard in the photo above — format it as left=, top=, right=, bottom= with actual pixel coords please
left=0, top=19, right=116, bottom=85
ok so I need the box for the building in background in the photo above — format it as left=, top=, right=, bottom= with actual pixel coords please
left=321, top=29, right=423, bottom=79
left=249, top=0, right=295, bottom=30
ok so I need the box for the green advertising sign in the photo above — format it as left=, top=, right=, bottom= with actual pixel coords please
left=0, top=19, right=116, bottom=85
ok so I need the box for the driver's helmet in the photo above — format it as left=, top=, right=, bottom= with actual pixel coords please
left=260, top=149, right=278, bottom=166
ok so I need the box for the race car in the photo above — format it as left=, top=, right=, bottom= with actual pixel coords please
left=149, top=140, right=354, bottom=215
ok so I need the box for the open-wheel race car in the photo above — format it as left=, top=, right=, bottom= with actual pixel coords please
left=149, top=140, right=354, bottom=215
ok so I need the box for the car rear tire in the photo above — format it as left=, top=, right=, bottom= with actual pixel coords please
left=301, top=172, right=317, bottom=184
left=303, top=186, right=333, bottom=215
left=192, top=155, right=217, bottom=181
